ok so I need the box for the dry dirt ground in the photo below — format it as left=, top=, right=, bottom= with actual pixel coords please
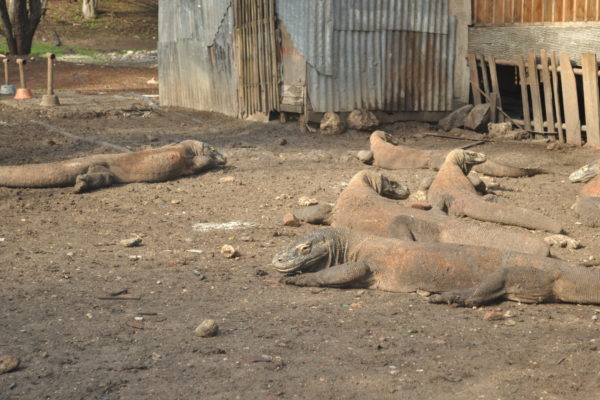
left=2, top=68, right=600, bottom=400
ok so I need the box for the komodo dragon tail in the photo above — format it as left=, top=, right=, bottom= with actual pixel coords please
left=449, top=195, right=563, bottom=233
left=472, top=160, right=543, bottom=178
left=0, top=159, right=95, bottom=188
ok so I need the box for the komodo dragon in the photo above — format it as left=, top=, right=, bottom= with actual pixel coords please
left=427, top=149, right=563, bottom=233
left=569, top=159, right=600, bottom=227
left=369, top=130, right=541, bottom=177
left=273, top=228, right=600, bottom=306
left=0, top=140, right=226, bottom=193
left=329, top=170, right=551, bottom=256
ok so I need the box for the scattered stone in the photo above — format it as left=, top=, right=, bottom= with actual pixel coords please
left=298, top=196, right=318, bottom=207
left=503, top=310, right=515, bottom=318
left=463, top=103, right=491, bottom=132
left=504, top=320, right=517, bottom=326
left=410, top=201, right=432, bottom=210
left=294, top=204, right=332, bottom=225
left=546, top=141, right=566, bottom=151
left=220, top=244, right=238, bottom=258
left=320, top=112, right=346, bottom=135
left=416, top=289, right=431, bottom=297
left=438, top=104, right=473, bottom=131
left=120, top=237, right=142, bottom=247
left=347, top=109, right=379, bottom=131
left=219, top=176, right=235, bottom=183
left=192, top=269, right=206, bottom=280
left=544, top=234, right=581, bottom=249
left=282, top=213, right=301, bottom=227
left=357, top=150, right=374, bottom=164
left=488, top=122, right=529, bottom=140
left=0, top=355, right=19, bottom=374
left=195, top=319, right=219, bottom=337
left=279, top=138, right=288, bottom=146
left=483, top=311, right=504, bottom=321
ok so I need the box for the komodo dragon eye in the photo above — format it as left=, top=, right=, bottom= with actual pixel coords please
left=295, top=243, right=312, bottom=254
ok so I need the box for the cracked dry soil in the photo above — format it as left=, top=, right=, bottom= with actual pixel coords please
left=1, top=95, right=600, bottom=399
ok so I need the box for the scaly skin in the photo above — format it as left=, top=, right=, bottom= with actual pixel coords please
left=272, top=228, right=600, bottom=306
left=428, top=149, right=563, bottom=233
left=330, top=170, right=550, bottom=256
left=369, top=130, right=542, bottom=177
left=0, top=140, right=226, bottom=193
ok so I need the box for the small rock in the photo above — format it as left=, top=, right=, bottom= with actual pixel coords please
left=416, top=289, right=431, bottom=297
left=503, top=310, right=515, bottom=318
left=120, top=237, right=142, bottom=247
left=219, top=176, right=235, bottom=183
left=357, top=150, right=374, bottom=164
left=282, top=213, right=301, bottom=227
left=279, top=138, right=288, bottom=146
left=320, top=112, right=346, bottom=135
left=195, top=319, right=219, bottom=337
left=463, top=103, right=491, bottom=132
left=504, top=320, right=517, bottom=326
left=0, top=355, right=20, bottom=374
left=298, top=196, right=318, bottom=207
left=438, top=104, right=473, bottom=131
left=483, top=311, right=504, bottom=321
left=546, top=141, right=565, bottom=151
left=220, top=244, right=238, bottom=258
left=347, top=109, right=379, bottom=131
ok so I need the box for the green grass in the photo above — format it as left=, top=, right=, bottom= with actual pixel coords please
left=0, top=41, right=99, bottom=57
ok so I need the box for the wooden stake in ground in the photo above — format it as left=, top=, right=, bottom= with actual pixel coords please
left=581, top=53, right=600, bottom=146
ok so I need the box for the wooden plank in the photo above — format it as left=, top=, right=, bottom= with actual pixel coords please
left=490, top=91, right=498, bottom=123
left=468, top=54, right=482, bottom=104
left=550, top=50, right=565, bottom=142
left=559, top=52, right=582, bottom=145
left=486, top=55, right=505, bottom=122
left=478, top=55, right=491, bottom=96
left=539, top=49, right=556, bottom=133
left=517, top=56, right=532, bottom=130
left=527, top=50, right=544, bottom=132
left=581, top=53, right=600, bottom=146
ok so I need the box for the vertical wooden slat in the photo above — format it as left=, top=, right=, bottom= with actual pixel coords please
left=486, top=55, right=504, bottom=122
left=478, top=55, right=491, bottom=96
left=527, top=51, right=544, bottom=132
left=582, top=53, right=600, bottom=146
left=517, top=56, right=532, bottom=130
left=539, top=49, right=556, bottom=133
left=468, top=54, right=482, bottom=105
left=559, top=52, right=582, bottom=145
left=550, top=51, right=564, bottom=142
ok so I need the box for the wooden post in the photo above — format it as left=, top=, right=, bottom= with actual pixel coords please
left=539, top=50, right=556, bottom=134
left=517, top=56, right=532, bottom=131
left=581, top=53, right=600, bottom=146
left=486, top=55, right=504, bottom=122
left=478, top=55, right=491, bottom=96
left=468, top=54, right=482, bottom=105
left=527, top=51, right=544, bottom=132
left=559, top=52, right=582, bottom=145
left=550, top=51, right=565, bottom=142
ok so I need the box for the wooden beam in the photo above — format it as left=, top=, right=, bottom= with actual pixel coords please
left=517, top=56, right=532, bottom=130
left=550, top=50, right=565, bottom=142
left=527, top=50, right=544, bottom=132
left=478, top=55, right=491, bottom=95
left=539, top=49, right=556, bottom=133
left=468, top=54, right=482, bottom=104
left=581, top=53, right=600, bottom=146
left=486, top=55, right=505, bottom=122
left=559, top=52, right=582, bottom=145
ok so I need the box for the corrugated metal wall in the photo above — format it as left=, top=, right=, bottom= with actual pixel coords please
left=277, top=0, right=456, bottom=112
left=158, top=0, right=239, bottom=116
left=159, top=0, right=456, bottom=115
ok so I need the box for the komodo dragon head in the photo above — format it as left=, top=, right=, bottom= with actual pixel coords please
left=569, top=159, right=599, bottom=183
left=272, top=228, right=344, bottom=274
left=181, top=140, right=227, bottom=171
left=358, top=170, right=410, bottom=199
left=445, top=149, right=487, bottom=174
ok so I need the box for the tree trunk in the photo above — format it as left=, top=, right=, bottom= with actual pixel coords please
left=82, top=0, right=97, bottom=19
left=0, top=0, right=46, bottom=55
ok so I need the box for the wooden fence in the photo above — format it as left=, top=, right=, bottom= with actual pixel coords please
left=468, top=51, right=600, bottom=146
left=473, top=0, right=600, bottom=25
